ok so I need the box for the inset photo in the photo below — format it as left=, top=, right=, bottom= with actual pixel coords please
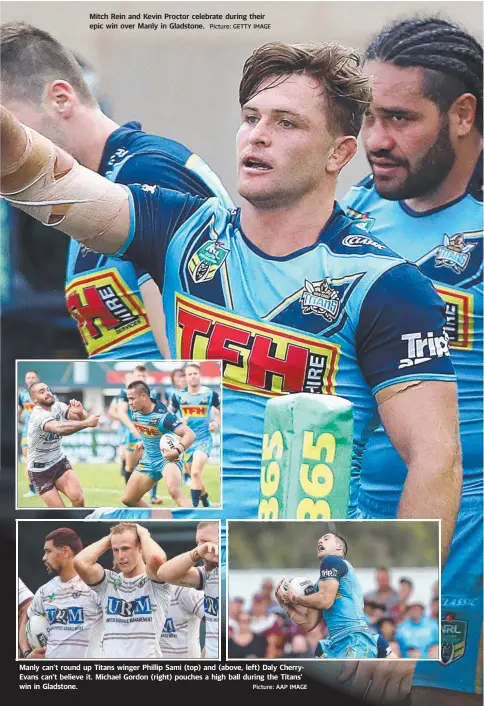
left=227, top=521, right=440, bottom=660
left=17, top=360, right=222, bottom=510
left=17, top=520, right=220, bottom=659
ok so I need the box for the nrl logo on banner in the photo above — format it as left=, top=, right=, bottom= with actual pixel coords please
left=435, top=233, right=477, bottom=274
left=300, top=279, right=340, bottom=322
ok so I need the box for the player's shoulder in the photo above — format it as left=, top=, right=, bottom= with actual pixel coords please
left=108, top=121, right=194, bottom=165
left=38, top=577, right=59, bottom=597
left=326, top=203, right=402, bottom=261
left=319, top=554, right=348, bottom=575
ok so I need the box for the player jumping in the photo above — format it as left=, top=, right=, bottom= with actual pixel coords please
left=26, top=382, right=99, bottom=507
left=277, top=532, right=378, bottom=659
left=124, top=381, right=195, bottom=508
left=170, top=363, right=220, bottom=507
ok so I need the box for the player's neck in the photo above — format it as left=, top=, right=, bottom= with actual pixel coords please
left=59, top=566, right=77, bottom=582
left=142, top=401, right=156, bottom=414
left=240, top=190, right=335, bottom=257
left=404, top=134, right=482, bottom=212
left=69, top=107, right=120, bottom=172
left=38, top=402, right=54, bottom=412
left=188, top=385, right=200, bottom=394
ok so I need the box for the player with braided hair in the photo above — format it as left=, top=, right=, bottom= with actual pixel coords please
left=343, top=15, right=482, bottom=706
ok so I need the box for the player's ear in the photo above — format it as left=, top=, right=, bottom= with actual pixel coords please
left=44, top=80, right=77, bottom=119
left=326, top=135, right=357, bottom=174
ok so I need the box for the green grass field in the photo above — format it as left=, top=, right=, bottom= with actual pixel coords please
left=17, top=462, right=221, bottom=509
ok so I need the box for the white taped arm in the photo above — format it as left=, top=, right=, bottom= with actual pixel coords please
left=0, top=105, right=130, bottom=254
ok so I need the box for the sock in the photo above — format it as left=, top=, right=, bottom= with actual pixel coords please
left=200, top=492, right=210, bottom=508
left=150, top=483, right=158, bottom=500
left=120, top=458, right=126, bottom=476
left=29, top=483, right=36, bottom=494
left=191, top=489, right=202, bottom=507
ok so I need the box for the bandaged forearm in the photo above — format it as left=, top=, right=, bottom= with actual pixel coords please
left=0, top=109, right=129, bottom=254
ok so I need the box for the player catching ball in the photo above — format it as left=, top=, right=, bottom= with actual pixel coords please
left=123, top=381, right=195, bottom=508
left=26, top=382, right=99, bottom=507
left=277, top=532, right=378, bottom=659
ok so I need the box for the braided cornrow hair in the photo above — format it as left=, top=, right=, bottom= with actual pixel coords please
left=366, top=16, right=483, bottom=134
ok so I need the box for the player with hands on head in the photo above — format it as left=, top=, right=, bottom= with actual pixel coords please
left=157, top=521, right=219, bottom=658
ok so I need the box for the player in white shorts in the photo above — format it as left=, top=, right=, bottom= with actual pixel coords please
left=157, top=521, right=219, bottom=659
left=160, top=586, right=205, bottom=658
left=20, top=528, right=103, bottom=659
left=73, top=523, right=172, bottom=658
left=26, top=382, right=99, bottom=507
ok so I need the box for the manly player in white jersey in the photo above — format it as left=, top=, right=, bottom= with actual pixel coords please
left=73, top=523, right=172, bottom=658
left=18, top=578, right=34, bottom=657
left=157, top=521, right=219, bottom=659
left=159, top=585, right=205, bottom=658
left=20, top=528, right=103, bottom=659
left=26, top=382, right=99, bottom=507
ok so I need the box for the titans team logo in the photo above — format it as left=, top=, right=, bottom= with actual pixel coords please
left=435, top=233, right=477, bottom=274
left=300, top=279, right=341, bottom=322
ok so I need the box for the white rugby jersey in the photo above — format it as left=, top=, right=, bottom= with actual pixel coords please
left=27, top=575, right=103, bottom=658
left=91, top=569, right=172, bottom=658
left=159, top=586, right=204, bottom=658
left=199, top=564, right=219, bottom=659
left=27, top=402, right=69, bottom=472
left=18, top=578, right=33, bottom=609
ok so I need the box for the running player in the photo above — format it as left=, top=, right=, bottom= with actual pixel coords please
left=20, top=528, right=103, bottom=659
left=342, top=17, right=482, bottom=705
left=170, top=363, right=220, bottom=507
left=157, top=521, right=219, bottom=659
left=124, top=381, right=195, bottom=508
left=277, top=533, right=378, bottom=658
left=26, top=383, right=99, bottom=507
left=164, top=368, right=190, bottom=484
left=0, top=21, right=232, bottom=361
left=159, top=586, right=205, bottom=658
left=73, top=523, right=172, bottom=658
left=17, top=369, right=39, bottom=497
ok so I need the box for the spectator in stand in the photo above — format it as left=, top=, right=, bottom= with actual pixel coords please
left=228, top=597, right=244, bottom=637
left=390, top=577, right=414, bottom=623
left=364, top=567, right=399, bottom=613
left=250, top=593, right=277, bottom=635
left=364, top=599, right=387, bottom=632
left=290, top=634, right=313, bottom=657
left=228, top=612, right=267, bottom=658
left=431, top=579, right=439, bottom=600
left=396, top=603, right=440, bottom=658
left=376, top=616, right=397, bottom=644
left=430, top=596, right=439, bottom=620
left=260, top=578, right=278, bottom=611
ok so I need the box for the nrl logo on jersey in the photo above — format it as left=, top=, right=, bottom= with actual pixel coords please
left=188, top=214, right=229, bottom=284
left=441, top=616, right=468, bottom=665
left=345, top=207, right=375, bottom=232
left=435, top=233, right=477, bottom=273
left=300, top=279, right=340, bottom=322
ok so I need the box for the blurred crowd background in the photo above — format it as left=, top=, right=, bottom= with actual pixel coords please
left=228, top=521, right=439, bottom=658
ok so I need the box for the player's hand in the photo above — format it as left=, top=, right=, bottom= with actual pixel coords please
left=163, top=448, right=181, bottom=462
left=209, top=421, right=219, bottom=432
left=69, top=399, right=83, bottom=408
left=275, top=578, right=291, bottom=604
left=135, top=441, right=144, bottom=454
left=339, top=659, right=416, bottom=703
left=26, top=647, right=46, bottom=659
left=196, top=542, right=218, bottom=562
left=134, top=524, right=150, bottom=538
left=285, top=584, right=299, bottom=604
left=84, top=414, right=100, bottom=428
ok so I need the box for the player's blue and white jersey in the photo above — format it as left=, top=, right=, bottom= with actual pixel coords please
left=65, top=121, right=233, bottom=359
left=18, top=389, right=34, bottom=435
left=171, top=386, right=220, bottom=444
left=132, top=401, right=183, bottom=474
left=342, top=159, right=483, bottom=513
left=164, top=385, right=178, bottom=410
left=316, top=556, right=369, bottom=640
left=116, top=188, right=454, bottom=521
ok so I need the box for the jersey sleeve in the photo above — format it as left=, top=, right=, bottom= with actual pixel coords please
left=170, top=393, right=180, bottom=413
left=212, top=390, right=221, bottom=409
left=116, top=185, right=210, bottom=289
left=356, top=263, right=456, bottom=395
left=134, top=264, right=152, bottom=288
left=18, top=579, right=34, bottom=609
left=27, top=588, right=45, bottom=618
left=161, top=412, right=184, bottom=433
left=87, top=569, right=109, bottom=597
left=37, top=409, right=58, bottom=431
left=318, top=555, right=349, bottom=582
left=179, top=587, right=205, bottom=620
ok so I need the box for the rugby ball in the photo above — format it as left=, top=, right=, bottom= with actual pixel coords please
left=285, top=576, right=316, bottom=597
left=159, top=433, right=181, bottom=453
left=26, top=614, right=50, bottom=650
